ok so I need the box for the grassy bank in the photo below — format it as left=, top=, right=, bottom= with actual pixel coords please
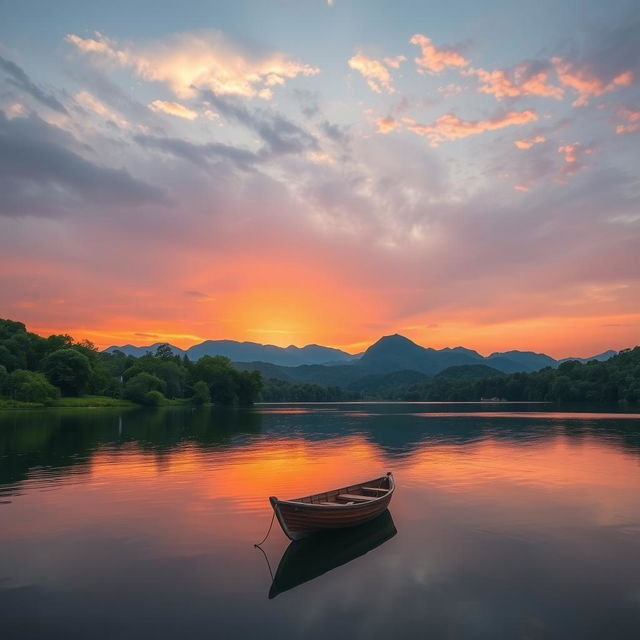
left=0, top=395, right=136, bottom=410
left=0, top=395, right=195, bottom=410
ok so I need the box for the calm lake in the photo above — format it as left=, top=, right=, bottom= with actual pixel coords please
left=1, top=403, right=640, bottom=639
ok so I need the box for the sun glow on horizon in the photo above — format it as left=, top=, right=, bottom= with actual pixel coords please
left=0, top=1, right=637, bottom=359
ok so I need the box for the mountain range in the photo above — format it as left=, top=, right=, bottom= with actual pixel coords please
left=105, top=340, right=358, bottom=366
left=105, top=334, right=617, bottom=384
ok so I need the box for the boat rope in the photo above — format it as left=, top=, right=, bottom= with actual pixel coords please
left=254, top=511, right=276, bottom=547
left=253, top=541, right=275, bottom=581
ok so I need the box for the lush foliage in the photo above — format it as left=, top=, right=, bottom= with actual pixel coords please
left=1, top=317, right=637, bottom=405
left=368, top=348, right=640, bottom=403
left=0, top=318, right=263, bottom=407
left=42, top=349, right=92, bottom=396
left=262, top=378, right=355, bottom=402
left=7, top=370, right=60, bottom=404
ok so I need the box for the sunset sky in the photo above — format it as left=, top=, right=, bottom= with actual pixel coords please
left=1, top=0, right=638, bottom=357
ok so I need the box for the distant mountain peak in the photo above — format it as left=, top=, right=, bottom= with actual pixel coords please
left=375, top=333, right=417, bottom=345
left=104, top=334, right=618, bottom=376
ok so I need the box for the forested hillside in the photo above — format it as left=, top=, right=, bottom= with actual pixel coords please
left=0, top=319, right=262, bottom=407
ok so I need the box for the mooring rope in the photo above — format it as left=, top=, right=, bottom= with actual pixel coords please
left=254, top=541, right=275, bottom=581
left=254, top=511, right=276, bottom=547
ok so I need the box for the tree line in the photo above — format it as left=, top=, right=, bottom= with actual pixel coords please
left=361, top=348, right=640, bottom=404
left=261, top=347, right=640, bottom=404
left=1, top=317, right=637, bottom=406
left=0, top=319, right=262, bottom=406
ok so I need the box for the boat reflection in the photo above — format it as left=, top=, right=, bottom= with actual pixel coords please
left=268, top=509, right=397, bottom=599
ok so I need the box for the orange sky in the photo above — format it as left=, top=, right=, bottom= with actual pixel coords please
left=1, top=4, right=638, bottom=359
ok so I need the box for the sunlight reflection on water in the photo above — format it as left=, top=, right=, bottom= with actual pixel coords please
left=1, top=404, right=639, bottom=639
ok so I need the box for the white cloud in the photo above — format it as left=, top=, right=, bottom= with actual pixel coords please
left=66, top=30, right=319, bottom=100
left=149, top=100, right=198, bottom=120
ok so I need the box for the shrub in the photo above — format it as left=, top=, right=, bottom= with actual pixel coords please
left=191, top=380, right=211, bottom=405
left=8, top=369, right=60, bottom=404
left=143, top=390, right=166, bottom=406
left=123, top=372, right=166, bottom=404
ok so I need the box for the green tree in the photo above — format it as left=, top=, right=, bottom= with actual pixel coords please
left=8, top=369, right=60, bottom=404
left=154, top=344, right=175, bottom=360
left=191, top=356, right=237, bottom=405
left=143, top=390, right=166, bottom=406
left=124, top=373, right=166, bottom=405
left=42, top=349, right=92, bottom=396
left=191, top=380, right=211, bottom=405
left=0, top=364, right=8, bottom=394
left=234, top=370, right=263, bottom=405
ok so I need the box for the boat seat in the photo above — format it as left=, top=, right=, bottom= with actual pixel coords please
left=337, top=493, right=378, bottom=502
left=361, top=486, right=388, bottom=493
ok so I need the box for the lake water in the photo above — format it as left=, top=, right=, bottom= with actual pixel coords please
left=1, top=403, right=640, bottom=639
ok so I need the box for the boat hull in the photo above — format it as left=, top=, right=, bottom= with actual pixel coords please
left=270, top=473, right=394, bottom=541
left=269, top=509, right=397, bottom=598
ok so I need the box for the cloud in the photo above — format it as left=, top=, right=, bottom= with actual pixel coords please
left=403, top=109, right=537, bottom=146
left=558, top=142, right=594, bottom=177
left=375, top=116, right=398, bottom=134
left=201, top=91, right=317, bottom=156
left=549, top=19, right=639, bottom=107
left=615, top=107, right=640, bottom=134
left=134, top=133, right=258, bottom=170
left=66, top=30, right=319, bottom=100
left=319, top=120, right=350, bottom=145
left=291, top=89, right=320, bottom=120
left=465, top=63, right=563, bottom=100
left=348, top=53, right=405, bottom=93
left=409, top=34, right=468, bottom=74
left=185, top=290, right=214, bottom=301
left=149, top=100, right=198, bottom=120
left=514, top=135, right=546, bottom=149
left=75, top=90, right=128, bottom=127
left=0, top=55, right=68, bottom=114
left=553, top=58, right=632, bottom=106
left=438, top=83, right=463, bottom=97
left=0, top=111, right=164, bottom=217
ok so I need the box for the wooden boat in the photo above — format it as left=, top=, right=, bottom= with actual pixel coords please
left=269, top=472, right=395, bottom=541
left=268, top=509, right=397, bottom=599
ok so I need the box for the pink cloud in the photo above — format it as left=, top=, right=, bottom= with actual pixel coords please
left=375, top=115, right=398, bottom=134
left=558, top=142, right=594, bottom=178
left=348, top=53, right=405, bottom=93
left=409, top=34, right=469, bottom=74
left=552, top=57, right=633, bottom=106
left=615, top=107, right=640, bottom=134
left=66, top=30, right=319, bottom=100
left=514, top=135, right=545, bottom=149
left=466, top=65, right=563, bottom=100
left=404, top=109, right=537, bottom=146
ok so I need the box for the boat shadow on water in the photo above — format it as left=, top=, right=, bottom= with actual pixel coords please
left=265, top=509, right=397, bottom=599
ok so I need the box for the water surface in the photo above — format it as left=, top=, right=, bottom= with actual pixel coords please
left=1, top=403, right=640, bottom=639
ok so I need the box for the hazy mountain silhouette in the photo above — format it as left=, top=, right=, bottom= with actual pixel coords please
left=485, top=350, right=557, bottom=373
left=106, top=340, right=356, bottom=366
left=558, top=350, right=617, bottom=365
left=106, top=334, right=618, bottom=381
left=357, top=334, right=486, bottom=374
left=104, top=342, right=187, bottom=358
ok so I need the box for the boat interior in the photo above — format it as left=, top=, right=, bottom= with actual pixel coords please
left=288, top=475, right=392, bottom=506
